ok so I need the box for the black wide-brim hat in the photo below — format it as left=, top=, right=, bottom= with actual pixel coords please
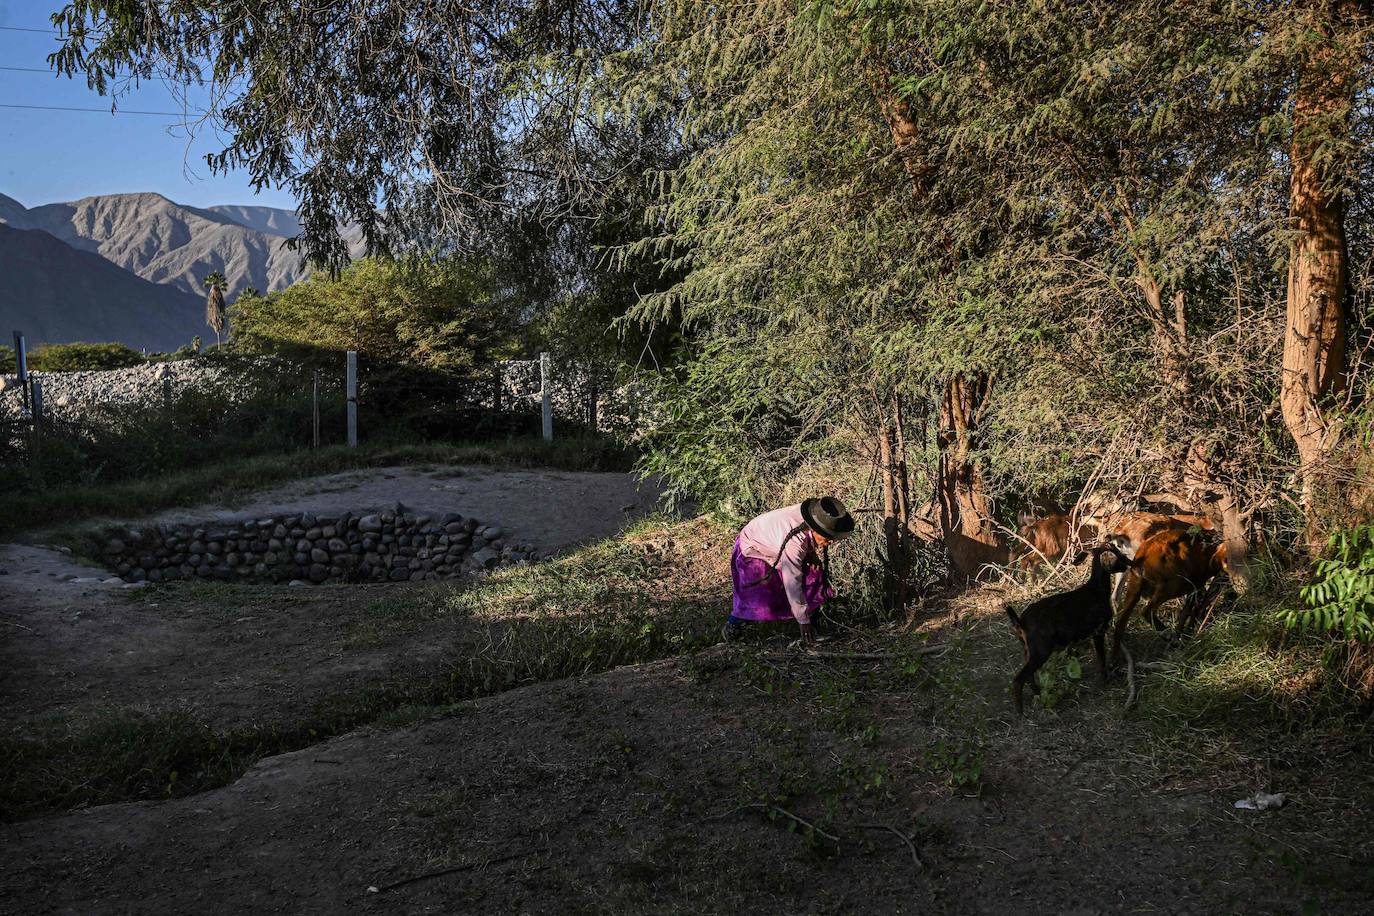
left=801, top=496, right=855, bottom=540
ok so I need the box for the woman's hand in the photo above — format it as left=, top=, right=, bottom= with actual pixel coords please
left=799, top=622, right=818, bottom=650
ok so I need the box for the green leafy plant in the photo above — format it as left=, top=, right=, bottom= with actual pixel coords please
left=924, top=738, right=984, bottom=792
left=1284, top=525, right=1374, bottom=642
left=1034, top=651, right=1084, bottom=710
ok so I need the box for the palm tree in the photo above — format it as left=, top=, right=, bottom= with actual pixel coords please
left=203, top=271, right=228, bottom=347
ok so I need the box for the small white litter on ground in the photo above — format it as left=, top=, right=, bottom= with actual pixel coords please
left=1234, top=791, right=1286, bottom=811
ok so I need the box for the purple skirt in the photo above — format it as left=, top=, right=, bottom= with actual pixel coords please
left=730, top=541, right=833, bottom=622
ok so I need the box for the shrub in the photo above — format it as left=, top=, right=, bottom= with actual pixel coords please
left=28, top=342, right=146, bottom=372
left=1283, top=524, right=1374, bottom=642
left=231, top=256, right=512, bottom=375
left=146, top=344, right=201, bottom=363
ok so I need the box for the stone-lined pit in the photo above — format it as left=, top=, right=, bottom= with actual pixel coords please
left=93, top=507, right=540, bottom=586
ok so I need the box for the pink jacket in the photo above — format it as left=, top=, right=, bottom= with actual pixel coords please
left=737, top=504, right=817, bottom=622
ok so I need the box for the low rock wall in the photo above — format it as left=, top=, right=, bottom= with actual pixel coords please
left=0, top=360, right=258, bottom=417
left=94, top=507, right=541, bottom=586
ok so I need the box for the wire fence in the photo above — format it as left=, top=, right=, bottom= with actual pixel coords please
left=0, top=341, right=649, bottom=493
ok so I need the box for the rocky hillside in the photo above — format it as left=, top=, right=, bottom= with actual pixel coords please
left=1, top=192, right=305, bottom=299
left=207, top=204, right=304, bottom=238
left=0, top=191, right=372, bottom=348
left=210, top=203, right=369, bottom=258
left=0, top=223, right=207, bottom=352
left=0, top=192, right=29, bottom=226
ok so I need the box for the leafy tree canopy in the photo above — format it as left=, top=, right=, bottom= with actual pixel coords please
left=231, top=256, right=510, bottom=375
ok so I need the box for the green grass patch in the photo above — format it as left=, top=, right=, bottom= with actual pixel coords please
left=0, top=709, right=289, bottom=820
left=5, top=434, right=633, bottom=539
left=1136, top=572, right=1374, bottom=793
left=1145, top=587, right=1372, bottom=732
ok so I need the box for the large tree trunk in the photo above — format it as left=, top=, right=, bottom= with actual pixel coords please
left=869, top=75, right=1002, bottom=580
left=937, top=373, right=1005, bottom=579
left=1282, top=0, right=1359, bottom=543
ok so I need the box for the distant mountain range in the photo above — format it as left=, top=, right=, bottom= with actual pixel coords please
left=0, top=192, right=364, bottom=352
left=0, top=223, right=206, bottom=352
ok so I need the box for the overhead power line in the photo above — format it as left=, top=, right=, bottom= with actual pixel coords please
left=0, top=66, right=58, bottom=73
left=0, top=102, right=185, bottom=116
left=0, top=26, right=56, bottom=33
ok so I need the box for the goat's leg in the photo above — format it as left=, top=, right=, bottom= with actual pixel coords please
left=1173, top=593, right=1200, bottom=642
left=1148, top=600, right=1167, bottom=630
left=1175, top=582, right=1221, bottom=640
left=1192, top=580, right=1226, bottom=633
left=1011, top=653, right=1043, bottom=716
left=1109, top=575, right=1145, bottom=665
left=1093, top=630, right=1108, bottom=685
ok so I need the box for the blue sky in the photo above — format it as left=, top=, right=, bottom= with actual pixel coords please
left=0, top=0, right=296, bottom=210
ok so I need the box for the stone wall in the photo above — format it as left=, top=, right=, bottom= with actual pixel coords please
left=0, top=358, right=277, bottom=420
left=94, top=507, right=541, bottom=586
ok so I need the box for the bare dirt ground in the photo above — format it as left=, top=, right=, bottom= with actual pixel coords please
left=0, top=466, right=664, bottom=731
left=139, top=463, right=665, bottom=556
left=2, top=470, right=1372, bottom=914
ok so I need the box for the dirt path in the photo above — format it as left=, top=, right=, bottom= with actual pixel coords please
left=137, top=464, right=665, bottom=556
left=3, top=636, right=1369, bottom=915
left=0, top=466, right=665, bottom=731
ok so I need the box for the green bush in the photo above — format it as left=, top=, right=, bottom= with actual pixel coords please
left=0, top=345, right=12, bottom=373
left=1284, top=525, right=1374, bottom=642
left=146, top=344, right=200, bottom=363
left=27, top=342, right=146, bottom=372
left=232, top=256, right=511, bottom=374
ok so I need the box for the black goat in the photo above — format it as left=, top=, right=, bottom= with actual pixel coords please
left=1005, top=545, right=1129, bottom=716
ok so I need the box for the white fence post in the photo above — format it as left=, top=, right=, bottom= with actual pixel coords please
left=540, top=351, right=553, bottom=442
left=346, top=350, right=358, bottom=447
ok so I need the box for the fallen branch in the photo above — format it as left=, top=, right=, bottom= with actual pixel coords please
left=771, top=645, right=949, bottom=662
left=857, top=822, right=924, bottom=871
left=706, top=803, right=842, bottom=842
left=768, top=804, right=841, bottom=843
left=704, top=805, right=925, bottom=872
left=368, top=848, right=537, bottom=893
left=1121, top=643, right=1137, bottom=712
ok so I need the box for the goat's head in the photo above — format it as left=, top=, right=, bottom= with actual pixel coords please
left=1073, top=544, right=1128, bottom=574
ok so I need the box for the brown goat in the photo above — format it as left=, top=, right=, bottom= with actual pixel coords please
left=1104, top=511, right=1214, bottom=560
left=1016, top=511, right=1095, bottom=571
left=1102, top=511, right=1215, bottom=605
left=1108, top=527, right=1229, bottom=663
